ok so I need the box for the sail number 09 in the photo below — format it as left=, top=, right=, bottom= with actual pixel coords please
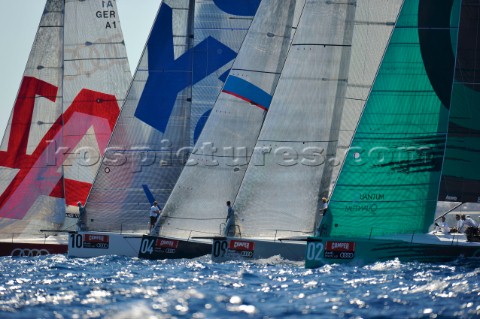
left=212, top=240, right=228, bottom=258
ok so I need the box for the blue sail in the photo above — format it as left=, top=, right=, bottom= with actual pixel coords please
left=85, top=0, right=260, bottom=232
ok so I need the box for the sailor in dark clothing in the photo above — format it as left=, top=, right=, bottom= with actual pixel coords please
left=224, top=201, right=235, bottom=236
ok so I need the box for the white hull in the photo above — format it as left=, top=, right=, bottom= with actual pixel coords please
left=68, top=231, right=212, bottom=259
left=68, top=231, right=142, bottom=258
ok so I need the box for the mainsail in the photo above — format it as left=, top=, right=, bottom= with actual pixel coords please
left=322, top=0, right=462, bottom=238
left=233, top=0, right=359, bottom=239
left=329, top=0, right=403, bottom=194
left=158, top=0, right=304, bottom=239
left=85, top=0, right=260, bottom=232
left=439, top=0, right=480, bottom=204
left=0, top=0, right=131, bottom=238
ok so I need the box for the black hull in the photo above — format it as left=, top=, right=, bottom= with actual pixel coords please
left=138, top=236, right=211, bottom=260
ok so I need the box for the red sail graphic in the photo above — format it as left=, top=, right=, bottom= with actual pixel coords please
left=0, top=76, right=120, bottom=219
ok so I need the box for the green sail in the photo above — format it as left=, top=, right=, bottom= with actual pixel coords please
left=322, top=0, right=461, bottom=238
left=439, top=0, right=480, bottom=203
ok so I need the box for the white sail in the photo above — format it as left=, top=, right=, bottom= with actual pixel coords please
left=0, top=0, right=131, bottom=240
left=85, top=0, right=260, bottom=232
left=233, top=0, right=402, bottom=239
left=232, top=0, right=356, bottom=239
left=159, top=0, right=305, bottom=239
left=327, top=0, right=403, bottom=196
left=62, top=0, right=131, bottom=215
left=0, top=0, right=64, bottom=238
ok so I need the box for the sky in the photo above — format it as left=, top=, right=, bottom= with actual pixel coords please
left=0, top=0, right=162, bottom=138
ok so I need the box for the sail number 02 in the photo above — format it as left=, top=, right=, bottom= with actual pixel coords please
left=306, top=242, right=324, bottom=261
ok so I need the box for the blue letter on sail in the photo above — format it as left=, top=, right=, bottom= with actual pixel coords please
left=134, top=4, right=236, bottom=133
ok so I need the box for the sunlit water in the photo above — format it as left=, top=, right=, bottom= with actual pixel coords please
left=0, top=255, right=478, bottom=318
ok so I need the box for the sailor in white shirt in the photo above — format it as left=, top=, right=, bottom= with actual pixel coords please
left=454, top=214, right=464, bottom=233
left=463, top=215, right=478, bottom=229
left=149, top=201, right=161, bottom=232
left=435, top=216, right=450, bottom=233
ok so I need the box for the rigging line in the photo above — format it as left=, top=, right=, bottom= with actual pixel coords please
left=434, top=202, right=465, bottom=221
left=171, top=227, right=217, bottom=235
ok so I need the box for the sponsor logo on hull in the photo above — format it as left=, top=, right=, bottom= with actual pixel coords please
left=83, top=234, right=110, bottom=249
left=212, top=239, right=255, bottom=260
left=138, top=236, right=179, bottom=259
left=10, top=248, right=50, bottom=257
left=324, top=241, right=355, bottom=259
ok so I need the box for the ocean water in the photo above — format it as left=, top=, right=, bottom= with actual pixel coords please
left=0, top=255, right=478, bottom=319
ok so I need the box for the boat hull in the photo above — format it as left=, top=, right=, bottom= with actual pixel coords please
left=0, top=241, right=67, bottom=257
left=211, top=237, right=305, bottom=262
left=68, top=232, right=141, bottom=257
left=305, top=234, right=480, bottom=268
left=138, top=236, right=211, bottom=260
left=68, top=232, right=211, bottom=259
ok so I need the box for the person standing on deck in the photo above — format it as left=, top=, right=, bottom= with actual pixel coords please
left=450, top=214, right=462, bottom=233
left=321, top=197, right=329, bottom=216
left=149, top=201, right=161, bottom=232
left=314, top=197, right=329, bottom=236
left=224, top=201, right=235, bottom=236
left=77, top=201, right=87, bottom=231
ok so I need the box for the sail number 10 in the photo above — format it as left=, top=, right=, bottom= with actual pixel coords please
left=70, top=234, right=83, bottom=248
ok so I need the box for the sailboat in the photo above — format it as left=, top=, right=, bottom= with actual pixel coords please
left=140, top=0, right=303, bottom=260
left=211, top=0, right=403, bottom=262
left=305, top=0, right=480, bottom=268
left=68, top=0, right=262, bottom=258
left=0, top=0, right=131, bottom=256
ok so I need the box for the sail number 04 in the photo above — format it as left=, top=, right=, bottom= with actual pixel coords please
left=140, top=238, right=155, bottom=254
left=306, top=242, right=324, bottom=261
